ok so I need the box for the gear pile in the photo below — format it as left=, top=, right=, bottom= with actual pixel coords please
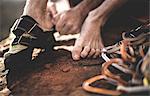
left=82, top=22, right=150, bottom=95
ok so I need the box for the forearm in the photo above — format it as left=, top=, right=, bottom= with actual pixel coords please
left=26, top=0, right=48, bottom=6
left=74, top=0, right=104, bottom=17
left=89, top=0, right=128, bottom=22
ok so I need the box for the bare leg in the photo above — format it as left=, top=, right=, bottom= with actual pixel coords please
left=72, top=0, right=127, bottom=60
left=4, top=0, right=56, bottom=61
left=72, top=16, right=104, bottom=60
left=23, top=0, right=55, bottom=31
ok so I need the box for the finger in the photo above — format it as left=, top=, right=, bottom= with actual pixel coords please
left=67, top=26, right=80, bottom=34
left=72, top=40, right=83, bottom=60
left=93, top=49, right=101, bottom=58
left=61, top=26, right=71, bottom=35
left=88, top=48, right=96, bottom=57
left=56, top=20, right=65, bottom=32
left=48, top=2, right=57, bottom=18
left=53, top=13, right=61, bottom=24
left=72, top=46, right=82, bottom=60
left=81, top=46, right=90, bottom=58
left=61, top=23, right=72, bottom=35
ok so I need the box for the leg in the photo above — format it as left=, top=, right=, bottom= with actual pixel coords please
left=4, top=0, right=56, bottom=86
left=72, top=0, right=127, bottom=60
left=23, top=0, right=54, bottom=31
left=4, top=0, right=55, bottom=66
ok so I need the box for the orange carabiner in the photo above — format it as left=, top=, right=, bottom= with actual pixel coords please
left=82, top=75, right=122, bottom=95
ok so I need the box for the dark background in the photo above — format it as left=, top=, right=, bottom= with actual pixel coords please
left=0, top=0, right=26, bottom=41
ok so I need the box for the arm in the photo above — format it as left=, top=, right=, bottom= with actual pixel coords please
left=88, top=0, right=128, bottom=25
left=73, top=0, right=104, bottom=17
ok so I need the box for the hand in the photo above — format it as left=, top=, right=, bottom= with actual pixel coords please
left=53, top=7, right=86, bottom=35
left=71, top=15, right=105, bottom=60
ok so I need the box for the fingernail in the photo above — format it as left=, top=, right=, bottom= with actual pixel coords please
left=73, top=55, right=80, bottom=60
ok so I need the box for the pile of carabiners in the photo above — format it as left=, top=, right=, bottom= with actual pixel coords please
left=82, top=22, right=150, bottom=95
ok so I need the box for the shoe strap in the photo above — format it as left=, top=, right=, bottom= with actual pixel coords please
left=11, top=15, right=56, bottom=48
left=11, top=15, right=39, bottom=36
